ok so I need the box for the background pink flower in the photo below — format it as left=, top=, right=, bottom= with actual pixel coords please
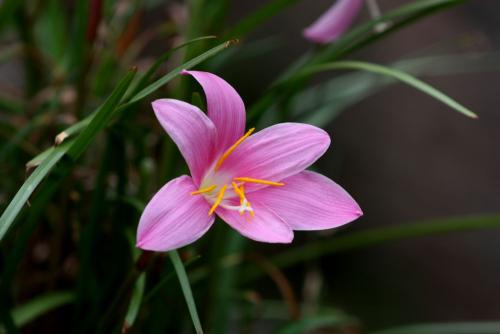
left=303, top=0, right=364, bottom=44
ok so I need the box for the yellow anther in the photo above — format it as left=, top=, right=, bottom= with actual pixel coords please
left=215, top=128, right=255, bottom=171
left=208, top=184, right=227, bottom=215
left=191, top=184, right=217, bottom=195
left=233, top=177, right=284, bottom=187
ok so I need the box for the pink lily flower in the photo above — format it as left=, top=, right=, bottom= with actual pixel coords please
left=136, top=70, right=362, bottom=251
left=303, top=0, right=364, bottom=44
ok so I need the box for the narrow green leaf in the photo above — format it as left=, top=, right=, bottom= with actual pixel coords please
left=293, top=52, right=500, bottom=126
left=308, top=0, right=465, bottom=67
left=190, top=215, right=500, bottom=284
left=127, top=36, right=217, bottom=98
left=12, top=292, right=74, bottom=327
left=0, top=143, right=69, bottom=241
left=123, top=273, right=145, bottom=331
left=169, top=251, right=203, bottom=334
left=143, top=255, right=200, bottom=303
left=1, top=40, right=235, bottom=242
left=248, top=0, right=465, bottom=121
left=28, top=38, right=230, bottom=159
left=371, top=322, right=500, bottom=334
left=66, top=69, right=136, bottom=159
left=269, top=214, right=500, bottom=275
left=121, top=230, right=147, bottom=332
left=0, top=71, right=133, bottom=242
left=297, top=60, right=477, bottom=118
left=128, top=40, right=235, bottom=104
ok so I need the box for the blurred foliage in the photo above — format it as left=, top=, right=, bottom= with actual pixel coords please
left=0, top=0, right=498, bottom=333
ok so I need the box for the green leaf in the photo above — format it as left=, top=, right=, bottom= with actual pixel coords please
left=296, top=60, right=477, bottom=118
left=0, top=70, right=135, bottom=242
left=123, top=273, right=145, bottom=331
left=127, top=36, right=217, bottom=98
left=308, top=0, right=465, bottom=67
left=371, top=322, right=500, bottom=334
left=128, top=40, right=235, bottom=104
left=0, top=143, right=69, bottom=241
left=66, top=69, right=136, bottom=160
left=268, top=214, right=500, bottom=275
left=169, top=251, right=203, bottom=334
left=276, top=313, right=356, bottom=334
left=29, top=38, right=231, bottom=155
left=248, top=0, right=465, bottom=121
left=12, top=292, right=74, bottom=327
left=1, top=40, right=234, bottom=242
left=291, top=52, right=500, bottom=126
left=190, top=215, right=500, bottom=284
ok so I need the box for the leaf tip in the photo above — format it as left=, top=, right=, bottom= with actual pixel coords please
left=55, top=131, right=69, bottom=145
left=225, top=39, right=240, bottom=48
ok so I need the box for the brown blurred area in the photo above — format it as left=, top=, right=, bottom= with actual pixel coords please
left=230, top=0, right=500, bottom=328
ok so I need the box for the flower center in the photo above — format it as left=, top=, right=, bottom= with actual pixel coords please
left=190, top=128, right=284, bottom=217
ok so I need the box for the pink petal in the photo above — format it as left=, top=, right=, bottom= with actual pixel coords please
left=303, top=0, right=363, bottom=44
left=219, top=123, right=330, bottom=192
left=182, top=70, right=246, bottom=152
left=152, top=99, right=216, bottom=184
left=136, top=175, right=215, bottom=252
left=252, top=171, right=362, bottom=231
left=216, top=199, right=293, bottom=243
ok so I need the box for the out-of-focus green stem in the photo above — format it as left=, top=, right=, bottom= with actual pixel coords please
left=15, top=6, right=43, bottom=98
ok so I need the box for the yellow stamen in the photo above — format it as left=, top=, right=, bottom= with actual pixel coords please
left=215, top=128, right=255, bottom=170
left=208, top=184, right=227, bottom=215
left=231, top=182, right=244, bottom=201
left=233, top=177, right=284, bottom=187
left=191, top=184, right=217, bottom=195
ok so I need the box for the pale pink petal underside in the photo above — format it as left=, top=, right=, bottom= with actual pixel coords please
left=303, top=0, right=363, bottom=44
left=182, top=70, right=246, bottom=152
left=136, top=175, right=214, bottom=252
left=219, top=123, right=331, bottom=192
left=152, top=99, right=216, bottom=184
left=216, top=199, right=293, bottom=243
left=252, top=170, right=362, bottom=231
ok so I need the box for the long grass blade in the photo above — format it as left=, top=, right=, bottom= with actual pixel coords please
left=128, top=40, right=235, bottom=104
left=66, top=69, right=136, bottom=159
left=190, top=214, right=500, bottom=284
left=297, top=60, right=477, bottom=118
left=169, top=251, right=203, bottom=334
left=0, top=144, right=68, bottom=241
left=122, top=273, right=145, bottom=332
left=268, top=214, right=500, bottom=276
left=292, top=52, right=500, bottom=126
left=12, top=292, right=74, bottom=327
left=0, top=70, right=135, bottom=241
